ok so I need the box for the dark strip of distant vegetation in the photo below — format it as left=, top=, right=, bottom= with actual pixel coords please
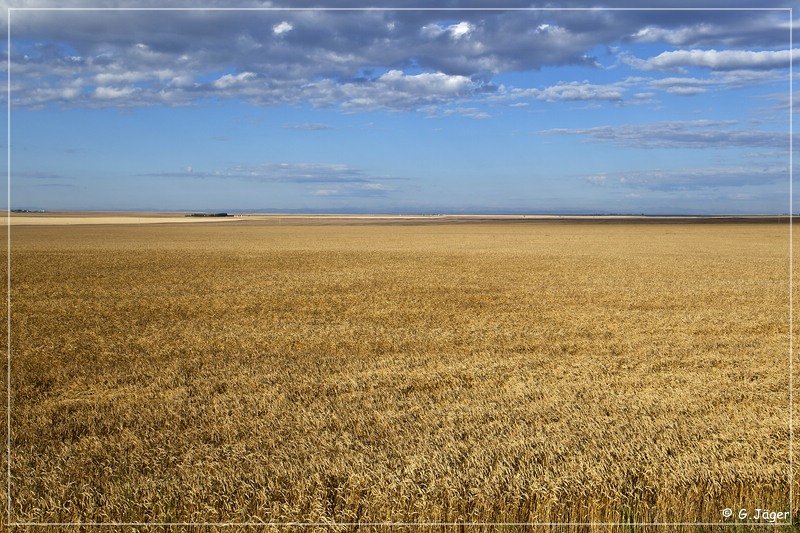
left=185, top=213, right=232, bottom=217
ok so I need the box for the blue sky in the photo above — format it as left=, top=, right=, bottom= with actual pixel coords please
left=5, top=3, right=798, bottom=214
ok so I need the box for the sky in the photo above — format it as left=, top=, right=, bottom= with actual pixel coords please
left=4, top=1, right=799, bottom=214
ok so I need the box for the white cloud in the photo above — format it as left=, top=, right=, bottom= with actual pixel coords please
left=168, top=75, right=195, bottom=88
left=379, top=69, right=471, bottom=93
left=421, top=23, right=445, bottom=38
left=647, top=69, right=786, bottom=96
left=663, top=86, right=707, bottom=95
left=505, top=81, right=625, bottom=103
left=212, top=71, right=256, bottom=89
left=421, top=21, right=474, bottom=40
left=631, top=25, right=718, bottom=46
left=536, top=81, right=623, bottom=102
left=626, top=48, right=799, bottom=71
left=626, top=14, right=795, bottom=48
left=650, top=76, right=710, bottom=93
left=631, top=91, right=656, bottom=101
left=95, top=69, right=174, bottom=85
left=298, top=70, right=477, bottom=111
left=448, top=21, right=474, bottom=40
left=93, top=86, right=136, bottom=99
left=272, top=21, right=293, bottom=35
left=311, top=188, right=339, bottom=196
left=8, top=10, right=795, bottom=111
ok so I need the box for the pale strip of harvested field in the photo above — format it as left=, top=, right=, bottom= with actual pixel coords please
left=5, top=213, right=789, bottom=226
left=5, top=216, right=242, bottom=226
left=1, top=221, right=797, bottom=529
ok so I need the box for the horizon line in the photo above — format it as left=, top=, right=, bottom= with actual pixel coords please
left=7, top=209, right=795, bottom=218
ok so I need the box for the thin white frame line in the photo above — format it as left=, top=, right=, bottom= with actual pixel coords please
left=4, top=5, right=795, bottom=529
left=6, top=6, right=10, bottom=529
left=4, top=522, right=792, bottom=527
left=790, top=6, right=795, bottom=524
left=8, top=7, right=794, bottom=10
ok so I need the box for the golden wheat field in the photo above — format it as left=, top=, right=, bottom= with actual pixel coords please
left=2, top=217, right=797, bottom=529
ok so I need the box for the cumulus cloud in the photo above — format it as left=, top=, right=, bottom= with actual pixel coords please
left=272, top=21, right=293, bottom=35
left=367, top=69, right=471, bottom=97
left=649, top=77, right=712, bottom=95
left=300, top=70, right=479, bottom=111
left=212, top=71, right=256, bottom=89
left=93, top=86, right=137, bottom=99
left=542, top=120, right=786, bottom=149
left=448, top=21, right=474, bottom=40
left=14, top=60, right=485, bottom=111
left=625, top=48, right=799, bottom=71
left=631, top=24, right=719, bottom=46
left=530, top=81, right=624, bottom=102
left=421, top=21, right=475, bottom=40
left=646, top=69, right=787, bottom=96
left=496, top=77, right=644, bottom=104
left=665, top=86, right=707, bottom=95
left=0, top=10, right=607, bottom=109
left=5, top=6, right=797, bottom=110
left=627, top=12, right=796, bottom=48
